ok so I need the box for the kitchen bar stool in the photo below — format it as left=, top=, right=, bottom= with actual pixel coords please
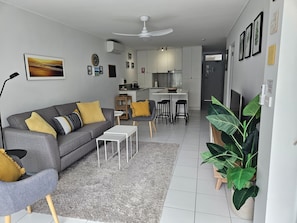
left=157, top=99, right=171, bottom=124
left=174, top=99, right=189, bottom=124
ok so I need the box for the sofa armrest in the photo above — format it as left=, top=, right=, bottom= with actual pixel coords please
left=102, top=108, right=114, bottom=126
left=3, top=127, right=61, bottom=173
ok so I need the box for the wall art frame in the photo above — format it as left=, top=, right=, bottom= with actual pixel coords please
left=24, top=54, right=65, bottom=80
left=108, top=64, right=116, bottom=78
left=244, top=23, right=253, bottom=58
left=252, top=11, right=264, bottom=56
left=239, top=31, right=245, bottom=61
left=99, top=66, right=103, bottom=74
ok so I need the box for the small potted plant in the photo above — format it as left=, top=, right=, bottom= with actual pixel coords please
left=201, top=94, right=261, bottom=217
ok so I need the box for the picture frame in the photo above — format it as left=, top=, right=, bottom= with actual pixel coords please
left=87, top=65, right=92, bottom=75
left=108, top=65, right=116, bottom=78
left=252, top=11, right=264, bottom=56
left=244, top=23, right=253, bottom=58
left=239, top=31, right=245, bottom=61
left=24, top=54, right=65, bottom=80
left=99, top=66, right=103, bottom=74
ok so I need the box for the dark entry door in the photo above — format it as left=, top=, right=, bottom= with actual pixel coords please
left=201, top=57, right=225, bottom=109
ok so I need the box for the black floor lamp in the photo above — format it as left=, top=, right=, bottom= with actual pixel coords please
left=0, top=72, right=19, bottom=148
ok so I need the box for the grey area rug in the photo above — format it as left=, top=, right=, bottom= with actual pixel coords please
left=33, top=141, right=179, bottom=223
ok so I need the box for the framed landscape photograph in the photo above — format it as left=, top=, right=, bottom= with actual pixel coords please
left=239, top=31, right=245, bottom=61
left=24, top=54, right=65, bottom=80
left=244, top=23, right=253, bottom=58
left=252, top=11, right=264, bottom=56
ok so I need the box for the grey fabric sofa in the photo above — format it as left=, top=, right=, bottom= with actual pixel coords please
left=3, top=102, right=114, bottom=173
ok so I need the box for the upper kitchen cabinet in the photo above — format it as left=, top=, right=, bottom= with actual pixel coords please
left=156, top=50, right=168, bottom=72
left=137, top=48, right=182, bottom=75
left=167, top=48, right=182, bottom=71
left=147, top=50, right=158, bottom=73
left=137, top=50, right=147, bottom=74
left=158, top=48, right=182, bottom=72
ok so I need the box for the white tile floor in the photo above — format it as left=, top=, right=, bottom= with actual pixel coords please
left=1, top=110, right=253, bottom=223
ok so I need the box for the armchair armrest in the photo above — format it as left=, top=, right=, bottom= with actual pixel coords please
left=3, top=127, right=61, bottom=173
left=102, top=108, right=114, bottom=126
left=0, top=168, right=58, bottom=215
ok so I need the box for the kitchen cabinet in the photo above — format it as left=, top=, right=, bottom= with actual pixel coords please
left=167, top=48, right=182, bottom=71
left=136, top=48, right=182, bottom=86
left=157, top=51, right=168, bottom=72
left=147, top=50, right=158, bottom=73
left=182, top=46, right=202, bottom=110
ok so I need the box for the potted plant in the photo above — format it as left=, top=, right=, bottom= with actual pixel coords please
left=201, top=94, right=261, bottom=213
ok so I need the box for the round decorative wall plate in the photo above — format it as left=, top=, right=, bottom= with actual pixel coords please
left=91, top=53, right=99, bottom=66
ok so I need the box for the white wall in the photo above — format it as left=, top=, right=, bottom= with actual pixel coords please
left=0, top=3, right=136, bottom=126
left=254, top=0, right=297, bottom=222
left=226, top=0, right=268, bottom=102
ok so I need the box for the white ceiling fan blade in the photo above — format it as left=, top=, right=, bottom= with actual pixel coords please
left=148, top=28, right=173, bottom=37
left=112, top=32, right=139, bottom=37
left=112, top=16, right=173, bottom=38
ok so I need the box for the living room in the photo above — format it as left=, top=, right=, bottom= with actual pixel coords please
left=0, top=0, right=297, bottom=223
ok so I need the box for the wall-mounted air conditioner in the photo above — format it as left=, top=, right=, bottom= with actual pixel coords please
left=106, top=40, right=123, bottom=54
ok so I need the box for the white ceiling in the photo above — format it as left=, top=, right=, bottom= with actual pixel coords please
left=1, top=0, right=249, bottom=51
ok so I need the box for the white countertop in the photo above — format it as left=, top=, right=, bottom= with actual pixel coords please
left=152, top=88, right=188, bottom=95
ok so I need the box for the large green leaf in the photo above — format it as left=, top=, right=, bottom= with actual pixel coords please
left=208, top=103, right=229, bottom=116
left=206, top=143, right=227, bottom=159
left=233, top=186, right=259, bottom=210
left=201, top=151, right=225, bottom=170
left=242, top=129, right=259, bottom=167
left=206, top=114, right=241, bottom=135
left=227, top=167, right=256, bottom=190
left=211, top=96, right=234, bottom=116
left=243, top=94, right=261, bottom=118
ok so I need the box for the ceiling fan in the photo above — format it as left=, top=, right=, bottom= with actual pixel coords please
left=112, top=15, right=173, bottom=38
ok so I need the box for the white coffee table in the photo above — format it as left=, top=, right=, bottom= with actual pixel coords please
left=104, top=125, right=138, bottom=162
left=96, top=133, right=126, bottom=170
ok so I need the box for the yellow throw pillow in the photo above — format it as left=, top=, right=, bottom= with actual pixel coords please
left=0, top=149, right=26, bottom=182
left=131, top=100, right=151, bottom=117
left=25, top=112, right=57, bottom=138
left=76, top=100, right=106, bottom=124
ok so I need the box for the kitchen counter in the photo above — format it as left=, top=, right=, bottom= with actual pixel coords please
left=119, top=88, right=149, bottom=102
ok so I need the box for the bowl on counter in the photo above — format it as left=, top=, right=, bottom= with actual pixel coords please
left=168, top=87, right=177, bottom=93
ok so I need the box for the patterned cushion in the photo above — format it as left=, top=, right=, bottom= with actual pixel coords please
left=53, top=109, right=83, bottom=135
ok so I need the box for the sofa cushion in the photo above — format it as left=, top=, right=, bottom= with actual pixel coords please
left=53, top=109, right=83, bottom=135
left=76, top=121, right=111, bottom=139
left=25, top=112, right=57, bottom=138
left=58, top=131, right=92, bottom=157
left=7, top=106, right=59, bottom=130
left=77, top=101, right=106, bottom=124
left=54, top=102, right=79, bottom=116
left=0, top=149, right=26, bottom=182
